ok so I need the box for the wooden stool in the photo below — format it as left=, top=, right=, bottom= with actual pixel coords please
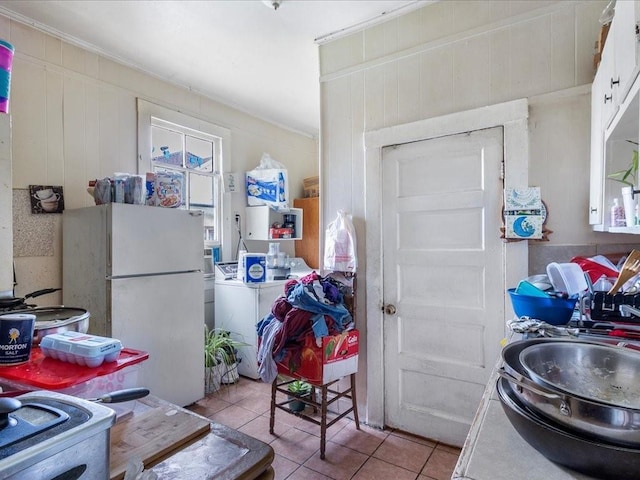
left=269, top=373, right=360, bottom=460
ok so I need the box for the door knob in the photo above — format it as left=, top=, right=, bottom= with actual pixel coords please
left=383, top=304, right=397, bottom=315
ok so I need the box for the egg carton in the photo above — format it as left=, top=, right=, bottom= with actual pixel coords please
left=40, top=331, right=122, bottom=368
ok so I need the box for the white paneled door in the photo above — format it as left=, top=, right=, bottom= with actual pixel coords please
left=382, top=126, right=505, bottom=447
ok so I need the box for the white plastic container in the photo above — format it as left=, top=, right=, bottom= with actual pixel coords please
left=622, top=186, right=636, bottom=227
left=40, top=331, right=122, bottom=367
left=546, top=262, right=588, bottom=296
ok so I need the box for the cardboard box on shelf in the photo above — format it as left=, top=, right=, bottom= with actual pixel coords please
left=269, top=227, right=294, bottom=239
left=303, top=176, right=319, bottom=198
left=598, top=22, right=610, bottom=54
left=277, top=329, right=359, bottom=385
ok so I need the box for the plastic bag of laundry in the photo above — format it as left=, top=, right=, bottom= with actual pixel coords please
left=324, top=210, right=357, bottom=273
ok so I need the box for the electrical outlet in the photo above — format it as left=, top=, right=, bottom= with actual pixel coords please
left=234, top=213, right=240, bottom=224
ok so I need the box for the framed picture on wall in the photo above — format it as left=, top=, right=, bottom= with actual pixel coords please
left=29, top=185, right=65, bottom=214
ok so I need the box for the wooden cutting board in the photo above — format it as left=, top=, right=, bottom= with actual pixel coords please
left=109, top=396, right=211, bottom=480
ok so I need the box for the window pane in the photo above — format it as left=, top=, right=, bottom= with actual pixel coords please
left=185, top=135, right=214, bottom=173
left=151, top=125, right=183, bottom=167
left=190, top=172, right=214, bottom=208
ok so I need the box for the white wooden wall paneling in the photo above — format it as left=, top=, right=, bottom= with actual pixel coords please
left=320, top=0, right=608, bottom=426
left=46, top=71, right=64, bottom=187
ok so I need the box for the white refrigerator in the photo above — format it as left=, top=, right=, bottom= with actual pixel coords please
left=62, top=203, right=204, bottom=406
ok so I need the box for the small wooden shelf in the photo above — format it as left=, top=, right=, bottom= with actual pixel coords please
left=294, top=197, right=319, bottom=268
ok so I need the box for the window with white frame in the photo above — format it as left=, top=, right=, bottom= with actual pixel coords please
left=137, top=99, right=231, bottom=254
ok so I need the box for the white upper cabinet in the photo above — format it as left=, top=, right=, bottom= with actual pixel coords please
left=612, top=1, right=640, bottom=99
left=600, top=1, right=639, bottom=129
left=590, top=0, right=640, bottom=233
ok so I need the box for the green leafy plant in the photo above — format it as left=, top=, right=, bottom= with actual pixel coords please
left=608, top=141, right=639, bottom=187
left=287, top=380, right=312, bottom=396
left=286, top=379, right=312, bottom=412
left=204, top=326, right=248, bottom=368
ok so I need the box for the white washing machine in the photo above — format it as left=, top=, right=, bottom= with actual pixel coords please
left=214, top=258, right=314, bottom=380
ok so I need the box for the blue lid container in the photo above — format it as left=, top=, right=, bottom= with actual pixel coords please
left=507, top=288, right=577, bottom=325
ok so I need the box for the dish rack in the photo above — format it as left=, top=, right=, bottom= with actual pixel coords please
left=589, top=292, right=640, bottom=321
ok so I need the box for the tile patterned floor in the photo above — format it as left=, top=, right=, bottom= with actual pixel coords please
left=187, top=377, right=461, bottom=480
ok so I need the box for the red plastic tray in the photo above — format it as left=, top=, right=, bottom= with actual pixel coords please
left=0, top=347, right=148, bottom=390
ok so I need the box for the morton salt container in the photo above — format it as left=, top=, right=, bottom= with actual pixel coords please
left=0, top=313, right=35, bottom=365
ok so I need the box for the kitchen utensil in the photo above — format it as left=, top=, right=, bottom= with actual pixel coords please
left=0, top=288, right=61, bottom=312
left=497, top=376, right=640, bottom=480
left=11, top=306, right=91, bottom=345
left=608, top=250, right=640, bottom=295
left=545, top=262, right=588, bottom=296
left=507, top=288, right=577, bottom=325
left=90, top=387, right=149, bottom=403
left=519, top=341, right=640, bottom=409
left=500, top=338, right=640, bottom=446
left=0, top=390, right=115, bottom=479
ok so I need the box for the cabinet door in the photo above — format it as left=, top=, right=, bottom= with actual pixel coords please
left=601, top=32, right=617, bottom=129
left=612, top=0, right=639, bottom=97
left=590, top=63, right=608, bottom=227
left=294, top=197, right=319, bottom=268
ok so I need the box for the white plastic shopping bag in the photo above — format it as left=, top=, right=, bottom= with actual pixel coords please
left=246, top=153, right=289, bottom=209
left=323, top=210, right=357, bottom=273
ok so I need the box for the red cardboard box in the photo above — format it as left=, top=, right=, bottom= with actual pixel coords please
left=269, top=227, right=294, bottom=239
left=277, top=329, right=359, bottom=385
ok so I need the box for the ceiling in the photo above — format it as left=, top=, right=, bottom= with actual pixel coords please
left=0, top=0, right=427, bottom=137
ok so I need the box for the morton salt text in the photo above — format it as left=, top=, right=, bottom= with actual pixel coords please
left=0, top=342, right=29, bottom=353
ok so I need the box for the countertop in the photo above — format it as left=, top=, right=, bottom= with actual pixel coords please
left=110, top=395, right=274, bottom=480
left=452, top=341, right=598, bottom=480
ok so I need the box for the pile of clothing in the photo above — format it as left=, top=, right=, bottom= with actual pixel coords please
left=256, top=272, right=354, bottom=383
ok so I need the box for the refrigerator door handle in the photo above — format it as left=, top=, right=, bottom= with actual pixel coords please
left=106, top=270, right=201, bottom=280
left=107, top=233, right=112, bottom=270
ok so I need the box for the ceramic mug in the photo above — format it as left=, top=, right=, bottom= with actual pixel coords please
left=39, top=193, right=60, bottom=212
left=34, top=188, right=55, bottom=201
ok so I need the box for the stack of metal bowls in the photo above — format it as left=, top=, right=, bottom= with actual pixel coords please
left=498, top=338, right=640, bottom=479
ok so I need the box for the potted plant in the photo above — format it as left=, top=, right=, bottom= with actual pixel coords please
left=287, top=379, right=312, bottom=413
left=204, top=326, right=248, bottom=393
left=607, top=142, right=639, bottom=187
